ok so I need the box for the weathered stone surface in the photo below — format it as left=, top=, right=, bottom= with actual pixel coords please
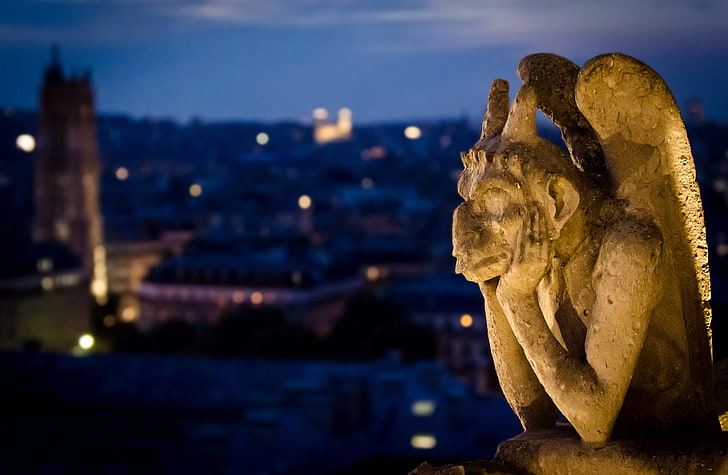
left=452, top=53, right=721, bottom=443
left=495, top=426, right=728, bottom=475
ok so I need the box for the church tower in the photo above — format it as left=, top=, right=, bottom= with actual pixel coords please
left=34, top=46, right=107, bottom=303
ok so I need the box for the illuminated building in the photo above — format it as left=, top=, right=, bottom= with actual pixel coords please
left=313, top=107, right=353, bottom=145
left=33, top=46, right=107, bottom=304
left=136, top=241, right=362, bottom=336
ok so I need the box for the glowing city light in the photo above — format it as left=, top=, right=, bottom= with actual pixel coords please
left=411, top=400, right=437, bottom=417
left=298, top=194, right=312, bottom=210
left=103, top=315, right=116, bottom=327
left=36, top=258, right=53, bottom=273
left=78, top=334, right=95, bottom=350
left=41, top=277, right=53, bottom=291
left=250, top=291, right=264, bottom=305
left=313, top=108, right=328, bottom=121
left=256, top=132, right=269, bottom=146
left=404, top=126, right=422, bottom=140
left=232, top=291, right=245, bottom=304
left=115, top=167, right=129, bottom=180
left=410, top=434, right=437, bottom=449
left=189, top=183, right=202, bottom=197
left=16, top=134, right=36, bottom=153
left=121, top=307, right=138, bottom=322
left=361, top=177, right=373, bottom=189
left=366, top=266, right=380, bottom=281
left=460, top=313, right=474, bottom=328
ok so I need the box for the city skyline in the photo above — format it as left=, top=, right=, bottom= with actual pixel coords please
left=0, top=0, right=727, bottom=123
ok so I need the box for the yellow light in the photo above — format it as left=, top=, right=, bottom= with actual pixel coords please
left=78, top=334, right=95, bottom=350
left=361, top=177, right=373, bottom=189
left=121, top=307, right=137, bottom=322
left=16, top=134, right=35, bottom=153
left=313, top=108, right=328, bottom=121
left=41, top=276, right=53, bottom=291
left=404, top=126, right=422, bottom=140
left=411, top=400, right=436, bottom=417
left=366, top=266, right=380, bottom=281
left=250, top=291, right=264, bottom=305
left=189, top=183, right=202, bottom=197
left=460, top=313, right=474, bottom=328
left=37, top=258, right=53, bottom=273
left=298, top=194, right=312, bottom=210
left=232, top=291, right=245, bottom=304
left=115, top=167, right=129, bottom=180
left=256, top=132, right=269, bottom=145
left=410, top=434, right=437, bottom=449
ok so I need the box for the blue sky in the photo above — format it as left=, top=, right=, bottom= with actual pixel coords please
left=1, top=0, right=727, bottom=123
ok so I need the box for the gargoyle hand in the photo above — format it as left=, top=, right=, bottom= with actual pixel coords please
left=499, top=202, right=553, bottom=295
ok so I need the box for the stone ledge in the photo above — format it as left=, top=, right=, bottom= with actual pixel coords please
left=411, top=426, right=728, bottom=475
left=495, top=426, right=728, bottom=474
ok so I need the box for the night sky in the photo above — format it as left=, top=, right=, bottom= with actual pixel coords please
left=1, top=0, right=727, bottom=123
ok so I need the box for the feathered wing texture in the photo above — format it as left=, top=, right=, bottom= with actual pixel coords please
left=574, top=53, right=714, bottom=410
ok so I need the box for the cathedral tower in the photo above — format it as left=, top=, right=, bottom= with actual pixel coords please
left=33, top=46, right=107, bottom=303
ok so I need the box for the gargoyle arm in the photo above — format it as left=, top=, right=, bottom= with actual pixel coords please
left=497, top=217, right=662, bottom=442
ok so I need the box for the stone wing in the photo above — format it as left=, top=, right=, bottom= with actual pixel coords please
left=575, top=53, right=714, bottom=403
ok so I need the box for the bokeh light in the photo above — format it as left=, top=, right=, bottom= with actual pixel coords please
left=16, top=134, right=36, bottom=152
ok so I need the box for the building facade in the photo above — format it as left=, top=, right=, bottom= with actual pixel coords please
left=33, top=47, right=107, bottom=304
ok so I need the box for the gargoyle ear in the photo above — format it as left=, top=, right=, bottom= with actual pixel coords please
left=547, top=175, right=579, bottom=237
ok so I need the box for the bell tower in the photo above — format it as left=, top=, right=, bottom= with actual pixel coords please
left=34, top=46, right=107, bottom=303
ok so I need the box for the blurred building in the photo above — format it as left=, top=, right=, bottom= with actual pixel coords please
left=33, top=46, right=107, bottom=304
left=313, top=108, right=352, bottom=145
left=0, top=351, right=521, bottom=474
left=105, top=231, right=192, bottom=326
left=137, top=238, right=362, bottom=335
left=385, top=273, right=497, bottom=395
left=0, top=242, right=89, bottom=351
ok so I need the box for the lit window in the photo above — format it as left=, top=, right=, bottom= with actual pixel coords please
left=410, top=434, right=437, bottom=449
left=460, top=314, right=473, bottom=328
left=411, top=400, right=436, bottom=417
left=404, top=126, right=422, bottom=140
left=115, top=167, right=129, bottom=180
left=313, top=108, right=328, bottom=121
left=78, top=334, right=95, bottom=350
left=250, top=291, right=264, bottom=305
left=16, top=134, right=35, bottom=153
left=37, top=259, right=53, bottom=273
left=121, top=307, right=138, bottom=322
left=298, top=195, right=312, bottom=210
left=366, top=266, right=380, bottom=281
left=189, top=183, right=202, bottom=197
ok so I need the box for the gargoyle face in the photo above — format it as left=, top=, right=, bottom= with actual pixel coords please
left=452, top=155, right=526, bottom=283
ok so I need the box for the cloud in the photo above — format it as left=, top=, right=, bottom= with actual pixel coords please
left=5, top=0, right=728, bottom=56
left=158, top=0, right=728, bottom=55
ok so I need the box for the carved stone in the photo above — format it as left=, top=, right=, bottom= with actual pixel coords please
left=452, top=53, right=722, bottom=443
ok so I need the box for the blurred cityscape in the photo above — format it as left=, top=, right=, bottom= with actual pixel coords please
left=1, top=51, right=728, bottom=474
